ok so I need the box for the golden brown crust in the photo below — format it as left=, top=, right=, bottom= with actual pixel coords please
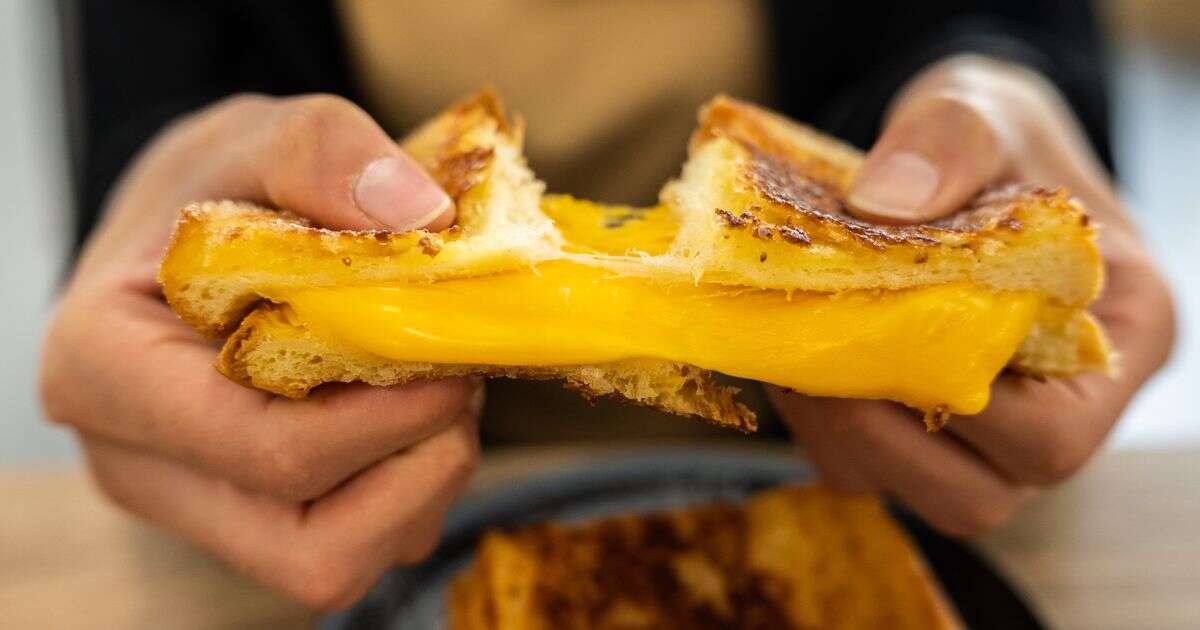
left=450, top=486, right=961, bottom=629
left=698, top=94, right=1095, bottom=253
left=692, top=96, right=861, bottom=189
left=160, top=202, right=477, bottom=339
left=663, top=94, right=1105, bottom=314
left=405, top=89, right=510, bottom=201
left=160, top=89, right=1109, bottom=434
left=437, top=148, right=496, bottom=201
left=159, top=88, right=556, bottom=339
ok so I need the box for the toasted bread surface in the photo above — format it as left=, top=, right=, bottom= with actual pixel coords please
left=659, top=96, right=1103, bottom=306
left=159, top=91, right=555, bottom=339
left=449, top=485, right=961, bottom=630
left=159, top=90, right=1111, bottom=429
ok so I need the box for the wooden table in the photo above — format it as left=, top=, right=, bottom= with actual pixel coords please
left=2, top=445, right=1197, bottom=629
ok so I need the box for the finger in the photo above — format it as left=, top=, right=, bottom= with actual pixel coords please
left=767, top=388, right=878, bottom=495
left=847, top=91, right=1011, bottom=224
left=239, top=94, right=455, bottom=231
left=83, top=415, right=479, bottom=611
left=43, top=288, right=484, bottom=501
left=948, top=253, right=1175, bottom=485
left=822, top=399, right=1030, bottom=537
left=946, top=373, right=1116, bottom=485
left=119, top=93, right=454, bottom=235
left=308, top=413, right=480, bottom=566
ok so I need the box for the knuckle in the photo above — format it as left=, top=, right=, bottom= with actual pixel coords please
left=1006, top=382, right=1098, bottom=486
left=37, top=355, right=74, bottom=427
left=38, top=310, right=76, bottom=426
left=927, top=92, right=1003, bottom=147
left=1025, top=433, right=1090, bottom=485
left=939, top=494, right=1021, bottom=538
left=83, top=448, right=141, bottom=515
left=276, top=94, right=360, bottom=145
left=266, top=93, right=367, bottom=201
left=395, top=524, right=443, bottom=565
left=440, top=430, right=481, bottom=485
left=285, top=549, right=370, bottom=612
left=89, top=466, right=136, bottom=513
left=168, top=93, right=275, bottom=143
left=250, top=434, right=324, bottom=500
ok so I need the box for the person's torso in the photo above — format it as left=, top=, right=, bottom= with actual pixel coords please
left=337, top=0, right=780, bottom=442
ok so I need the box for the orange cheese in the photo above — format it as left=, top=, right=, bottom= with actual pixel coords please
left=262, top=196, right=1039, bottom=415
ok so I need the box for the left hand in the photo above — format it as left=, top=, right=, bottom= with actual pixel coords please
left=770, top=55, right=1176, bottom=536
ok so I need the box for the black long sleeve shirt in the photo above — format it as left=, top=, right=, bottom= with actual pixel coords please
left=63, top=1, right=1112, bottom=254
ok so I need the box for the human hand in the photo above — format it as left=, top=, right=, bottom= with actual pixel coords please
left=40, top=94, right=482, bottom=609
left=771, top=56, right=1175, bottom=536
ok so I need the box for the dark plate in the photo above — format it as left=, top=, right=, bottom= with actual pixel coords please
left=323, top=448, right=1045, bottom=630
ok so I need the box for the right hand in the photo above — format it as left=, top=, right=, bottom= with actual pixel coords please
left=40, top=94, right=481, bottom=610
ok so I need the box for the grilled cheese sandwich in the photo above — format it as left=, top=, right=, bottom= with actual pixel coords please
left=159, top=90, right=1111, bottom=431
left=450, top=485, right=962, bottom=630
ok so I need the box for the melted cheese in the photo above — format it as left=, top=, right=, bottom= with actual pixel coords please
left=266, top=261, right=1039, bottom=415
left=540, top=194, right=678, bottom=256
left=259, top=197, right=1041, bottom=415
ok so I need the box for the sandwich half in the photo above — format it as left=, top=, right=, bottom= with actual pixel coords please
left=449, top=485, right=962, bottom=630
left=159, top=90, right=1111, bottom=432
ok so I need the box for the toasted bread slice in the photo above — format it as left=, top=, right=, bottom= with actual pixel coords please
left=159, top=91, right=1110, bottom=431
left=160, top=91, right=558, bottom=339
left=449, top=485, right=961, bottom=630
left=659, top=97, right=1102, bottom=306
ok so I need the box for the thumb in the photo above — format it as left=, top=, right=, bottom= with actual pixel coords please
left=847, top=93, right=1010, bottom=224
left=251, top=95, right=454, bottom=232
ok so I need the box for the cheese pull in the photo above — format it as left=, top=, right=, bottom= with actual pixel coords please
left=160, top=91, right=1109, bottom=432
left=266, top=261, right=1040, bottom=415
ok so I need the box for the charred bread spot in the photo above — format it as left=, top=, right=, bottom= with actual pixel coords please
left=372, top=232, right=390, bottom=243
left=719, top=117, right=1062, bottom=251
left=759, top=252, right=767, bottom=262
left=741, top=146, right=948, bottom=249
left=341, top=256, right=352, bottom=266
left=418, top=235, right=441, bottom=256
left=998, top=218, right=1023, bottom=231
left=778, top=225, right=810, bottom=245
left=434, top=147, right=494, bottom=201
left=715, top=208, right=749, bottom=228
left=694, top=97, right=851, bottom=186
left=520, top=502, right=793, bottom=628
left=701, top=100, right=1077, bottom=251
left=445, top=88, right=509, bottom=135
left=744, top=145, right=846, bottom=218
left=930, top=185, right=1052, bottom=232
left=914, top=252, right=929, bottom=264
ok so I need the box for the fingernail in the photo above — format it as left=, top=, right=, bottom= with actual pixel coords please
left=354, top=156, right=453, bottom=231
left=848, top=152, right=939, bottom=221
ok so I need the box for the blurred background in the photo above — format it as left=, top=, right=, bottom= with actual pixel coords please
left=1, top=0, right=1198, bottom=464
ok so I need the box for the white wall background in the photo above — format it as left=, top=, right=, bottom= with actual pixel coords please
left=0, top=4, right=1196, bottom=463
left=1, top=1, right=73, bottom=464
left=1110, top=40, right=1200, bottom=447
